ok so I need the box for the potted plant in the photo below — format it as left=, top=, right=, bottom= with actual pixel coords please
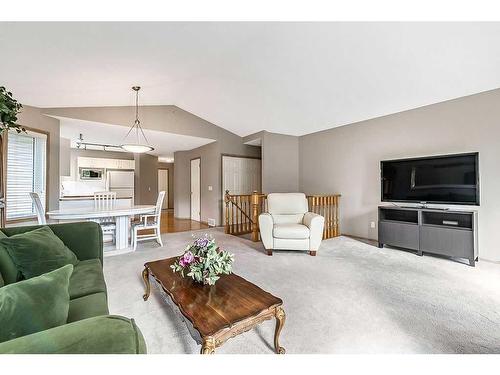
left=0, top=86, right=25, bottom=225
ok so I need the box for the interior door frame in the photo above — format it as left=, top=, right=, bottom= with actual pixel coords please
left=190, top=157, right=201, bottom=222
left=5, top=126, right=50, bottom=223
left=220, top=154, right=262, bottom=224
left=157, top=167, right=169, bottom=209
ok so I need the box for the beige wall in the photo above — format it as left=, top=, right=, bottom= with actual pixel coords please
left=158, top=162, right=174, bottom=209
left=134, top=154, right=159, bottom=205
left=16, top=105, right=60, bottom=211
left=299, top=88, right=500, bottom=261
left=261, top=131, right=299, bottom=193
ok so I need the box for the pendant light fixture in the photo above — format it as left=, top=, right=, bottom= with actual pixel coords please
left=121, top=86, right=154, bottom=153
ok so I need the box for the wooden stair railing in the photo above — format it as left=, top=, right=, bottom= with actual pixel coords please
left=224, top=191, right=340, bottom=241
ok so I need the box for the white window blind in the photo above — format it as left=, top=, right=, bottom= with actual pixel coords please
left=6, top=131, right=47, bottom=220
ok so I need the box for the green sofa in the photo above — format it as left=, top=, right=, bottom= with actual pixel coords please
left=0, top=221, right=146, bottom=354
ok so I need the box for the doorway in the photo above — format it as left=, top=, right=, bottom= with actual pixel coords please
left=158, top=169, right=169, bottom=209
left=190, top=158, right=201, bottom=221
left=222, top=155, right=262, bottom=222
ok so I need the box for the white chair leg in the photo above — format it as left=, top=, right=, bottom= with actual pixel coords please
left=133, top=227, right=138, bottom=251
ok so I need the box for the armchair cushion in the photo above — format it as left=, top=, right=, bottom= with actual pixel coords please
left=267, top=193, right=309, bottom=224
left=273, top=223, right=310, bottom=239
left=267, top=193, right=308, bottom=214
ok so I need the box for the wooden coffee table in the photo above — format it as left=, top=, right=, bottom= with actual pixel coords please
left=142, top=257, right=286, bottom=354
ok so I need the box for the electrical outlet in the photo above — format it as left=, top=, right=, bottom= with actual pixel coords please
left=208, top=218, right=216, bottom=227
left=208, top=185, right=213, bottom=191
left=370, top=221, right=376, bottom=229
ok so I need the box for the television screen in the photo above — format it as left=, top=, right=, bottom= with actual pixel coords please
left=381, top=153, right=479, bottom=205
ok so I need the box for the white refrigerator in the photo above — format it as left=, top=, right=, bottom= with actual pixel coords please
left=106, top=170, right=135, bottom=203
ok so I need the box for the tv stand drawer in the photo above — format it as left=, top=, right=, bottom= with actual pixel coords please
left=379, top=221, right=419, bottom=250
left=420, top=226, right=473, bottom=258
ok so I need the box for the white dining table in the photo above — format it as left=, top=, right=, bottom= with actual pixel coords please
left=47, top=205, right=156, bottom=250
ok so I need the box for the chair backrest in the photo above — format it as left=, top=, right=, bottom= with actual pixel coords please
left=155, top=191, right=166, bottom=215
left=267, top=193, right=308, bottom=224
left=29, top=192, right=46, bottom=225
left=94, top=191, right=116, bottom=209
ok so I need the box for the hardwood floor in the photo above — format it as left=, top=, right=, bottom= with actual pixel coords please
left=159, top=210, right=209, bottom=234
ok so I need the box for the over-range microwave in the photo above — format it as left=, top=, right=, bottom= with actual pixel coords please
left=80, top=168, right=104, bottom=180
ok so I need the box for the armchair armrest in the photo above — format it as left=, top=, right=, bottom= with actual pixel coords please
left=258, top=213, right=274, bottom=250
left=303, top=212, right=325, bottom=252
left=0, top=315, right=146, bottom=354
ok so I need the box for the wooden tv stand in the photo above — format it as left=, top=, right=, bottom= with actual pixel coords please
left=378, top=206, right=478, bottom=266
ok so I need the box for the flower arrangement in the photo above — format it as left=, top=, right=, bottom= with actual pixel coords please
left=170, top=234, right=234, bottom=285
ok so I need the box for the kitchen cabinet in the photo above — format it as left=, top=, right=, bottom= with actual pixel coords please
left=77, top=157, right=135, bottom=170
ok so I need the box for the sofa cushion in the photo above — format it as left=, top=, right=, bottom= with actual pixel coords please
left=0, top=272, right=4, bottom=288
left=0, top=264, right=73, bottom=343
left=69, top=259, right=107, bottom=300
left=0, top=226, right=79, bottom=279
left=67, top=292, right=109, bottom=323
left=0, top=231, right=21, bottom=285
left=273, top=223, right=310, bottom=239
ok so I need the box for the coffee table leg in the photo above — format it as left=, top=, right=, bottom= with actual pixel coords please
left=274, top=306, right=286, bottom=354
left=142, top=267, right=151, bottom=301
left=201, top=337, right=216, bottom=354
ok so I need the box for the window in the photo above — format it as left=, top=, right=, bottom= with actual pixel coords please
left=6, top=130, right=47, bottom=220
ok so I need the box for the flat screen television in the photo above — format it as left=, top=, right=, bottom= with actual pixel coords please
left=381, top=152, right=479, bottom=205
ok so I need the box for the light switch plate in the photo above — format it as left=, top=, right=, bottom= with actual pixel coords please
left=208, top=185, right=213, bottom=191
left=370, top=221, right=376, bottom=228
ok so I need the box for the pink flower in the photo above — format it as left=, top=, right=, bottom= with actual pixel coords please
left=179, top=251, right=195, bottom=267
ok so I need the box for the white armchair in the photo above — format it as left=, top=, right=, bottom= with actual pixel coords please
left=258, top=193, right=325, bottom=256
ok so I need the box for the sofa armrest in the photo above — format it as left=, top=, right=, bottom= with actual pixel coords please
left=0, top=315, right=146, bottom=354
left=1, top=222, right=103, bottom=265
left=258, top=213, right=274, bottom=250
left=303, top=212, right=325, bottom=251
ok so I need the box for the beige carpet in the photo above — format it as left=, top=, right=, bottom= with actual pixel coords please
left=103, top=228, right=500, bottom=354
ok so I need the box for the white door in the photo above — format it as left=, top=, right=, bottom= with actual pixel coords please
left=222, top=156, right=261, bottom=196
left=222, top=156, right=262, bottom=222
left=190, top=158, right=201, bottom=221
left=158, top=169, right=169, bottom=209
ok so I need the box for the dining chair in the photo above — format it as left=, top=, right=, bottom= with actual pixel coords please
left=93, top=191, right=117, bottom=241
left=29, top=192, right=46, bottom=225
left=94, top=191, right=117, bottom=209
left=131, top=191, right=165, bottom=250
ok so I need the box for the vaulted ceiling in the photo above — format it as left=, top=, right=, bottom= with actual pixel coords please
left=2, top=22, right=500, bottom=136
